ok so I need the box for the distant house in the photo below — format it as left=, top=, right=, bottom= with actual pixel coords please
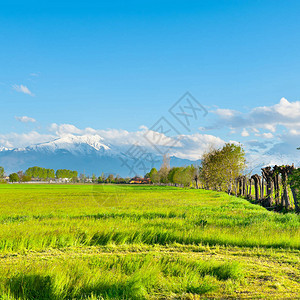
left=129, top=176, right=151, bottom=184
left=57, top=178, right=71, bottom=183
left=31, top=178, right=41, bottom=182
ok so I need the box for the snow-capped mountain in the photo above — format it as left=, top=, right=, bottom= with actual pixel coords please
left=0, top=147, right=10, bottom=152
left=20, top=134, right=110, bottom=154
left=0, top=134, right=199, bottom=176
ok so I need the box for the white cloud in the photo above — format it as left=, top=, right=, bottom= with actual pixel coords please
left=214, top=108, right=237, bottom=118
left=15, top=116, right=36, bottom=123
left=289, top=129, right=300, bottom=135
left=246, top=140, right=268, bottom=150
left=49, top=124, right=177, bottom=149
left=260, top=132, right=274, bottom=139
left=210, top=97, right=300, bottom=135
left=269, top=97, right=300, bottom=119
left=206, top=98, right=300, bottom=167
left=264, top=124, right=276, bottom=132
left=0, top=131, right=54, bottom=148
left=171, top=133, right=226, bottom=160
left=12, top=84, right=34, bottom=96
left=50, top=123, right=83, bottom=136
left=241, top=128, right=249, bottom=137
left=0, top=139, right=14, bottom=148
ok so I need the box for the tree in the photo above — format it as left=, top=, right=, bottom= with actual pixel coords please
left=146, top=165, right=198, bottom=187
left=71, top=176, right=78, bottom=183
left=25, top=166, right=55, bottom=180
left=250, top=174, right=261, bottom=201
left=0, top=166, right=4, bottom=178
left=106, top=174, right=115, bottom=183
left=200, top=143, right=246, bottom=193
left=173, top=166, right=195, bottom=187
left=56, top=169, right=78, bottom=179
left=92, top=174, right=97, bottom=183
left=273, top=165, right=294, bottom=208
left=21, top=175, right=32, bottom=182
left=17, top=171, right=24, bottom=182
left=79, top=173, right=86, bottom=183
left=288, top=168, right=300, bottom=213
left=192, top=165, right=200, bottom=189
left=220, top=143, right=246, bottom=194
left=98, top=173, right=106, bottom=183
left=200, top=147, right=223, bottom=190
left=157, top=154, right=170, bottom=183
left=146, top=168, right=158, bottom=183
left=9, top=173, right=19, bottom=183
left=167, top=167, right=180, bottom=184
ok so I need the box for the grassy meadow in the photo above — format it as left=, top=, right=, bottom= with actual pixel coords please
left=0, top=184, right=299, bottom=299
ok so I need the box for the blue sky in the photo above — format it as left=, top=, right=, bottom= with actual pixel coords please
left=1, top=0, right=300, bottom=166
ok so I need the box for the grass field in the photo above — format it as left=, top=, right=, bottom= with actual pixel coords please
left=0, top=184, right=299, bottom=299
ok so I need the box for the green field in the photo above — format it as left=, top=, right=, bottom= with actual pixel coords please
left=0, top=184, right=299, bottom=299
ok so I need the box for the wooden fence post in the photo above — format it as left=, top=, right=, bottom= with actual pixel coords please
left=261, top=167, right=274, bottom=207
left=261, top=176, right=264, bottom=199
left=248, top=178, right=252, bottom=198
left=251, top=174, right=261, bottom=202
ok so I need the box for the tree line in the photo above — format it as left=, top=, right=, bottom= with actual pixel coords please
left=144, top=143, right=300, bottom=212
left=97, top=173, right=131, bottom=184
left=145, top=143, right=245, bottom=190
left=0, top=166, right=132, bottom=184
left=146, top=165, right=199, bottom=187
left=0, top=166, right=79, bottom=183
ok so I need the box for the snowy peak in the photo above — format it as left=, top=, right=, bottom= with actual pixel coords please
left=0, top=133, right=201, bottom=176
left=0, top=147, right=10, bottom=152
left=23, top=134, right=110, bottom=154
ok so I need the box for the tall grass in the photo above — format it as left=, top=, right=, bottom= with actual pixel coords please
left=0, top=184, right=299, bottom=298
left=0, top=253, right=242, bottom=299
left=0, top=185, right=299, bottom=252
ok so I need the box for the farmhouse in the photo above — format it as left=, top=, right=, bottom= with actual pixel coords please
left=129, top=176, right=151, bottom=184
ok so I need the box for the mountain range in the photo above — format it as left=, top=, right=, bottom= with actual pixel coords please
left=0, top=134, right=199, bottom=177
